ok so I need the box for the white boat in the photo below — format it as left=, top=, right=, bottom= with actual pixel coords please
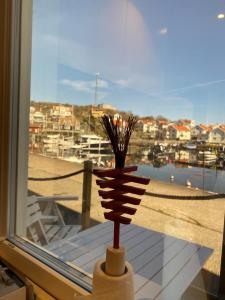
left=58, top=134, right=112, bottom=165
left=58, top=136, right=74, bottom=149
left=78, top=134, right=112, bottom=155
left=198, top=151, right=217, bottom=164
left=184, top=143, right=197, bottom=150
left=43, top=134, right=60, bottom=144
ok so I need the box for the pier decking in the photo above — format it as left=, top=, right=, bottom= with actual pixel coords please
left=46, top=222, right=213, bottom=300
left=28, top=154, right=225, bottom=284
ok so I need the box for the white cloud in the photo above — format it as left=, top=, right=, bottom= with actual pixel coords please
left=61, top=79, right=91, bottom=92
left=159, top=27, right=168, bottom=35
left=150, top=78, right=225, bottom=96
left=115, top=79, right=130, bottom=87
left=61, top=79, right=108, bottom=93
left=92, top=80, right=108, bottom=89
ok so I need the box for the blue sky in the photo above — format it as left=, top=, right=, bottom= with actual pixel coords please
left=31, top=0, right=225, bottom=123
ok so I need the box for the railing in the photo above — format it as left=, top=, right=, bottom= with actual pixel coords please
left=28, top=169, right=84, bottom=181
left=28, top=160, right=225, bottom=233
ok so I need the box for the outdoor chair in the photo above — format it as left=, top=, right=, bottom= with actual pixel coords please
left=27, top=195, right=80, bottom=246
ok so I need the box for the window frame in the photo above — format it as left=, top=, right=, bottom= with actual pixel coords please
left=0, top=0, right=225, bottom=298
left=0, top=0, right=91, bottom=297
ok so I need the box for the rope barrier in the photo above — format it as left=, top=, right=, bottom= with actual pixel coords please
left=145, top=191, right=225, bottom=200
left=28, top=169, right=84, bottom=181
left=93, top=172, right=225, bottom=200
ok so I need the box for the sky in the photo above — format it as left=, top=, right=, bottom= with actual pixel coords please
left=31, top=0, right=225, bottom=123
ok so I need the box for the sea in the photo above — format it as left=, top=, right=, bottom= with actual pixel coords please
left=136, top=163, right=225, bottom=194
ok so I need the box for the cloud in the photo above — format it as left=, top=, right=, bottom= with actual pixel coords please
left=159, top=27, right=168, bottom=35
left=61, top=79, right=109, bottom=93
left=149, top=78, right=225, bottom=97
left=115, top=79, right=130, bottom=87
left=61, top=79, right=91, bottom=92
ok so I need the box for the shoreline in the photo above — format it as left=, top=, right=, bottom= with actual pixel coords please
left=29, top=153, right=214, bottom=195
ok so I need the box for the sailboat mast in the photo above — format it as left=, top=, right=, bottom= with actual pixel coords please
left=94, top=72, right=100, bottom=107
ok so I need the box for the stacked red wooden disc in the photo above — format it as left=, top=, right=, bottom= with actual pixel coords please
left=93, top=166, right=150, bottom=248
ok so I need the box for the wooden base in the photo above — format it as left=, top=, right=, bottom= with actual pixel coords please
left=105, top=246, right=125, bottom=276
left=92, top=259, right=134, bottom=300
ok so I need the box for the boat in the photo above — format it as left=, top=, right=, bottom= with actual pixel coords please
left=58, top=136, right=74, bottom=149
left=184, top=143, right=197, bottom=150
left=58, top=134, right=113, bottom=165
left=78, top=134, right=112, bottom=155
left=198, top=151, right=217, bottom=165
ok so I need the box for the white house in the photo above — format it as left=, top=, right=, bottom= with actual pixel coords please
left=208, top=126, right=225, bottom=143
left=137, top=120, right=158, bottom=138
left=191, top=124, right=212, bottom=141
left=168, top=125, right=191, bottom=140
left=30, top=111, right=45, bottom=125
left=98, top=103, right=117, bottom=111
left=50, top=105, right=73, bottom=117
left=177, top=119, right=195, bottom=129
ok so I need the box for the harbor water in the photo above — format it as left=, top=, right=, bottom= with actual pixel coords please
left=136, top=163, right=225, bottom=194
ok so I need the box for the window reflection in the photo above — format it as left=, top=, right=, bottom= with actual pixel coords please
left=22, top=0, right=225, bottom=297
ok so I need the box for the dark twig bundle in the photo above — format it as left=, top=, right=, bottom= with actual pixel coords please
left=101, top=115, right=137, bottom=169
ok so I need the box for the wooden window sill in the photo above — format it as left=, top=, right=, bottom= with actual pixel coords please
left=0, top=240, right=90, bottom=300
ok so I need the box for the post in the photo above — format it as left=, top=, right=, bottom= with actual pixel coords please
left=81, top=160, right=93, bottom=230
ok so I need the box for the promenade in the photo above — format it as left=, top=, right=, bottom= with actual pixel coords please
left=28, top=154, right=225, bottom=279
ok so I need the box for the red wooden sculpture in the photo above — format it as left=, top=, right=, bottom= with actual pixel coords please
left=93, top=115, right=150, bottom=249
left=93, top=166, right=150, bottom=249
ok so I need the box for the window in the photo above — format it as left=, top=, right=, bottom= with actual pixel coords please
left=3, top=0, right=225, bottom=299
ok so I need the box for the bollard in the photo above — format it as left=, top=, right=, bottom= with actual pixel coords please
left=81, top=160, right=93, bottom=230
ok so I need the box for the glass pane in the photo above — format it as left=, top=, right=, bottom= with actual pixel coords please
left=16, top=0, right=225, bottom=297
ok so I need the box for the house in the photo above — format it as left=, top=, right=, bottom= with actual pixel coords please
left=157, top=119, right=169, bottom=129
left=91, top=105, right=104, bottom=118
left=30, top=110, right=45, bottom=125
left=191, top=124, right=213, bottom=141
left=208, top=125, right=225, bottom=143
left=177, top=119, right=195, bottom=128
left=137, top=120, right=158, bottom=138
left=29, top=125, right=41, bottom=134
left=58, top=116, right=81, bottom=131
left=29, top=125, right=42, bottom=150
left=168, top=125, right=191, bottom=140
left=98, top=103, right=117, bottom=111
left=50, top=105, right=73, bottom=117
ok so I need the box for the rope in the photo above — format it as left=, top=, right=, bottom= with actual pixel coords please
left=93, top=172, right=225, bottom=200
left=145, top=191, right=225, bottom=200
left=28, top=169, right=84, bottom=181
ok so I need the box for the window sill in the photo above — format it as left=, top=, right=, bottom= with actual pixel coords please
left=0, top=239, right=90, bottom=300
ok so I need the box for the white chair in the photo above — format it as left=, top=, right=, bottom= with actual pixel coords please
left=27, top=195, right=80, bottom=246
